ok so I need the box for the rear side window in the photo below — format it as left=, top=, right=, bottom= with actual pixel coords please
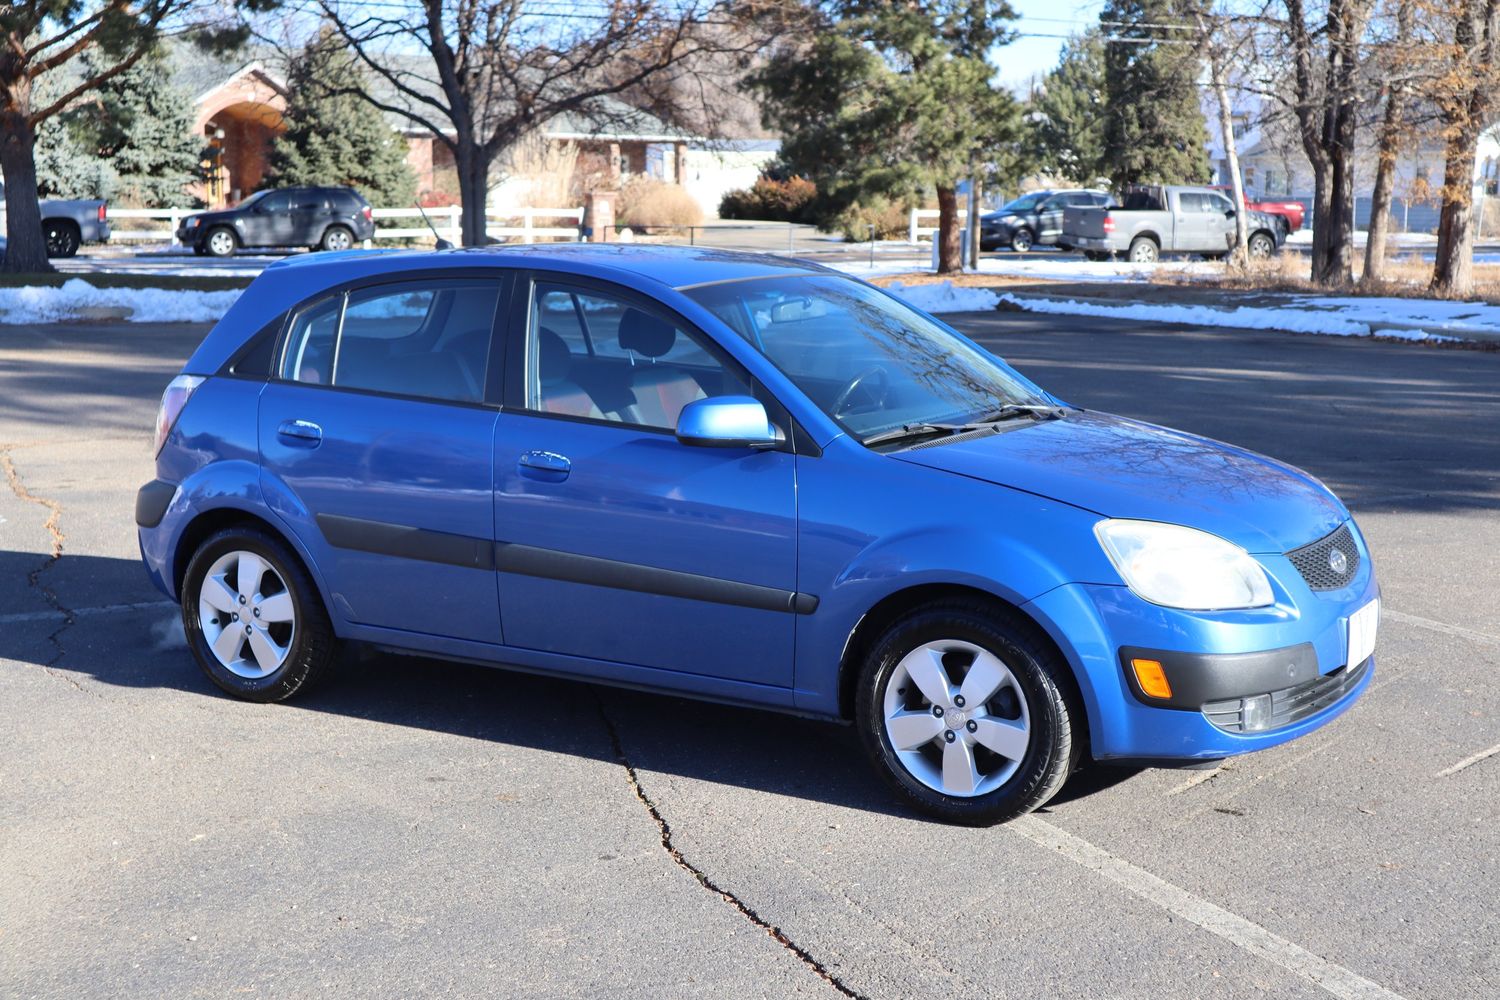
left=292, top=191, right=326, bottom=212
left=279, top=280, right=502, bottom=403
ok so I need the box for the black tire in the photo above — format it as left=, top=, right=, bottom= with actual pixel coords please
left=1010, top=227, right=1034, bottom=253
left=1127, top=236, right=1159, bottom=263
left=1248, top=232, right=1276, bottom=259
left=320, top=225, right=355, bottom=252
left=1083, top=250, right=1112, bottom=262
left=204, top=226, right=238, bottom=257
left=854, top=600, right=1080, bottom=825
left=43, top=220, right=81, bottom=258
left=192, top=244, right=208, bottom=257
left=181, top=526, right=338, bottom=703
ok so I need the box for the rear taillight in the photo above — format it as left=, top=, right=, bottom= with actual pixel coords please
left=154, top=375, right=205, bottom=455
left=98, top=203, right=107, bottom=222
left=362, top=205, right=373, bottom=222
left=1102, top=215, right=1115, bottom=233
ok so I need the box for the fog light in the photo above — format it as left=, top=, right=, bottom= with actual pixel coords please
left=1130, top=658, right=1173, bottom=700
left=1242, top=693, right=1273, bottom=732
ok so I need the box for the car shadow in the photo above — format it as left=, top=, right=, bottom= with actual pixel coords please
left=0, top=547, right=1149, bottom=822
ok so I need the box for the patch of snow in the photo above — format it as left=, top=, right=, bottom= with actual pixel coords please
left=995, top=293, right=1464, bottom=343
left=830, top=256, right=1212, bottom=284
left=885, top=280, right=1000, bottom=313
left=0, top=278, right=240, bottom=325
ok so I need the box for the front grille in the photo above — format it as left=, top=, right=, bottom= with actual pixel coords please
left=1202, top=656, right=1369, bottom=733
left=1287, top=523, right=1361, bottom=591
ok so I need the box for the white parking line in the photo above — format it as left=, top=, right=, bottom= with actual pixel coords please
left=0, top=599, right=174, bottom=626
left=1383, top=608, right=1500, bottom=646
left=1012, top=817, right=1409, bottom=1000
left=1434, top=743, right=1500, bottom=778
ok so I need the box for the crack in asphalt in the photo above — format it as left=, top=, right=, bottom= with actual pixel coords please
left=1, top=446, right=86, bottom=694
left=597, top=701, right=868, bottom=1000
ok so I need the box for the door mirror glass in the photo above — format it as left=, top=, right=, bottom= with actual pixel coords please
left=675, top=396, right=780, bottom=448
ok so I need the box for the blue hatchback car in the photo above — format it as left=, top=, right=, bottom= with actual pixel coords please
left=137, top=244, right=1379, bottom=824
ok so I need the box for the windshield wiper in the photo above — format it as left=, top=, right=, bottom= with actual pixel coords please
left=861, top=404, right=1070, bottom=449
left=972, top=402, right=1070, bottom=422
left=861, top=422, right=984, bottom=448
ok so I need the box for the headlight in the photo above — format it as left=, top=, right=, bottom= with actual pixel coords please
left=184, top=217, right=199, bottom=228
left=1094, top=519, right=1273, bottom=610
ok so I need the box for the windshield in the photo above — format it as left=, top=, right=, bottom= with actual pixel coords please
left=684, top=274, right=1052, bottom=443
left=1000, top=193, right=1046, bottom=213
left=235, top=190, right=270, bottom=210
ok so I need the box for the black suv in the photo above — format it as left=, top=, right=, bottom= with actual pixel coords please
left=178, top=186, right=376, bottom=257
left=979, top=188, right=1113, bottom=252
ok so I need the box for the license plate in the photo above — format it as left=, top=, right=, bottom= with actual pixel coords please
left=1347, top=598, right=1379, bottom=669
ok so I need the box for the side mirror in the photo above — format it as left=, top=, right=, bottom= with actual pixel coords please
left=1224, top=208, right=1237, bottom=217
left=675, top=396, right=782, bottom=449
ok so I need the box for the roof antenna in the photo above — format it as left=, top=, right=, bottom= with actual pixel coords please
left=416, top=202, right=454, bottom=250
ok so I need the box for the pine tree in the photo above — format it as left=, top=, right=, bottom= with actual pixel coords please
left=267, top=38, right=417, bottom=207
left=1027, top=31, right=1108, bottom=185
left=1099, top=0, right=1210, bottom=189
left=753, top=2, right=1021, bottom=273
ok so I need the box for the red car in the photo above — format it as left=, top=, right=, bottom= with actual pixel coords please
left=1210, top=186, right=1305, bottom=233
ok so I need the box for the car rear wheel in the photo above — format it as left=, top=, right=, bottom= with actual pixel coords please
left=1010, top=228, right=1034, bottom=253
left=320, top=225, right=355, bottom=252
left=205, top=227, right=238, bottom=257
left=44, top=220, right=81, bottom=258
left=1248, top=232, right=1276, bottom=260
left=1083, top=250, right=1112, bottom=262
left=1128, top=237, right=1159, bottom=263
left=855, top=601, right=1078, bottom=825
left=181, top=527, right=338, bottom=703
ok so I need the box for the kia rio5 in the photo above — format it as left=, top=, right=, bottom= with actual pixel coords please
left=137, top=244, right=1378, bottom=825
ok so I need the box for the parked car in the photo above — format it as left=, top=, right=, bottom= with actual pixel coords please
left=1064, top=185, right=1287, bottom=263
left=1209, top=186, right=1306, bottom=234
left=137, top=244, right=1378, bottom=825
left=0, top=177, right=110, bottom=258
left=177, top=186, right=375, bottom=257
left=979, top=189, right=1113, bottom=252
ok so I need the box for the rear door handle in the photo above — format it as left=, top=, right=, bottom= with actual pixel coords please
left=518, top=450, right=570, bottom=481
left=276, top=419, right=322, bottom=446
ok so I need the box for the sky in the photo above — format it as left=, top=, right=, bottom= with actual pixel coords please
left=998, top=0, right=1108, bottom=93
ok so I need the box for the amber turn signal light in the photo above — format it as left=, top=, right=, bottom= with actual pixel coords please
left=1130, top=658, right=1173, bottom=700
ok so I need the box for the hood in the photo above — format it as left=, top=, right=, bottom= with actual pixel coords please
left=892, top=411, right=1345, bottom=553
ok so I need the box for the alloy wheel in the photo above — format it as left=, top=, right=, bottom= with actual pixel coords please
left=324, top=228, right=354, bottom=251
left=197, top=550, right=296, bottom=678
left=208, top=230, right=236, bottom=256
left=882, top=639, right=1032, bottom=797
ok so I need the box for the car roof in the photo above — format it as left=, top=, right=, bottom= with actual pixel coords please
left=262, top=242, right=836, bottom=291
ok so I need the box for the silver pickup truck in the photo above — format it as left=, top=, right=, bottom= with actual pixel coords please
left=0, top=178, right=111, bottom=258
left=1063, top=185, right=1283, bottom=263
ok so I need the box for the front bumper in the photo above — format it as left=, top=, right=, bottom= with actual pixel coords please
left=1022, top=532, right=1379, bottom=761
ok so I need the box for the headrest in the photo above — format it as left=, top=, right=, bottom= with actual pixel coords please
left=617, top=308, right=676, bottom=358
left=537, top=327, right=572, bottom=386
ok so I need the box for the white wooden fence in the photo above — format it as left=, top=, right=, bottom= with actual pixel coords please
left=106, top=205, right=584, bottom=246
left=908, top=208, right=940, bottom=243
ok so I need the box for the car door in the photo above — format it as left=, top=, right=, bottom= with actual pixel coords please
left=1035, top=195, right=1066, bottom=244
left=290, top=191, right=328, bottom=246
left=491, top=273, right=799, bottom=688
left=1204, top=192, right=1237, bottom=252
left=241, top=190, right=290, bottom=247
left=1172, top=192, right=1211, bottom=251
left=258, top=274, right=508, bottom=644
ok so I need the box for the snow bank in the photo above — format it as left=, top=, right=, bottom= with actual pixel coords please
left=995, top=293, right=1464, bottom=342
left=885, top=280, right=1000, bottom=313
left=831, top=256, right=1212, bottom=284
left=0, top=278, right=241, bottom=324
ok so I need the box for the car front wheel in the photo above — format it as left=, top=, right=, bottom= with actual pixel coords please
left=1010, top=228, right=1034, bottom=253
left=205, top=227, right=238, bottom=257
left=855, top=601, right=1078, bottom=825
left=181, top=527, right=338, bottom=703
left=1248, top=232, right=1276, bottom=259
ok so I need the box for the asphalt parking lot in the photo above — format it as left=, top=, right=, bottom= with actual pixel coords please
left=2, top=310, right=1496, bottom=999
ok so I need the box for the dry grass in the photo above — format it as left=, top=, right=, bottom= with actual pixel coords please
left=864, top=271, right=1045, bottom=289
left=1156, top=251, right=1500, bottom=303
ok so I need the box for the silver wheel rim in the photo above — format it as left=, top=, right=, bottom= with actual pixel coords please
left=198, top=550, right=295, bottom=679
left=1013, top=231, right=1031, bottom=252
left=1250, top=236, right=1272, bottom=259
left=1131, top=242, right=1156, bottom=263
left=209, top=231, right=235, bottom=255
left=326, top=229, right=352, bottom=250
left=882, top=639, right=1032, bottom=798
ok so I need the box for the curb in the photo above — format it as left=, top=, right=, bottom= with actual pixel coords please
left=997, top=289, right=1500, bottom=345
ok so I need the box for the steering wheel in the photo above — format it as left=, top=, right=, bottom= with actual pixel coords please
left=831, top=365, right=891, bottom=417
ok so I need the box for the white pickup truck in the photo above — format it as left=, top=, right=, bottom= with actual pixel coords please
left=1063, top=185, right=1284, bottom=263
left=0, top=177, right=111, bottom=258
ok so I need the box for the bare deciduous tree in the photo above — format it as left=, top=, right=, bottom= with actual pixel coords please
left=305, top=0, right=794, bottom=247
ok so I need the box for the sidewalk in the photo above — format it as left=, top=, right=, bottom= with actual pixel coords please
left=988, top=281, right=1500, bottom=345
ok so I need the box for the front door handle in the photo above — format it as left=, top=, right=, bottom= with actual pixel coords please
left=276, top=419, right=322, bottom=446
left=518, top=450, right=570, bottom=482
